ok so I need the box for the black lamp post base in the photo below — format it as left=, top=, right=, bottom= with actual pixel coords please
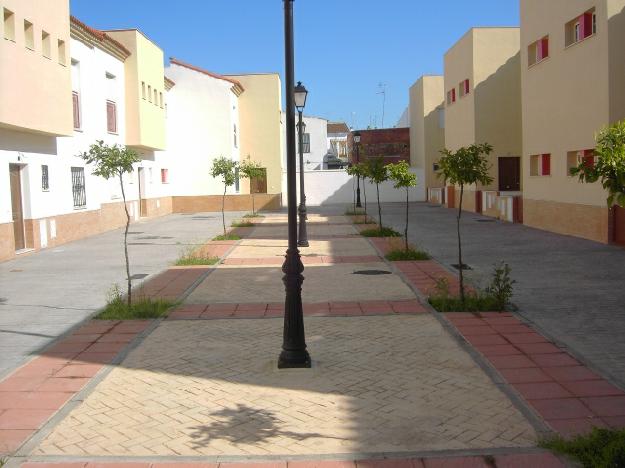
left=297, top=240, right=309, bottom=247
left=277, top=349, right=311, bottom=369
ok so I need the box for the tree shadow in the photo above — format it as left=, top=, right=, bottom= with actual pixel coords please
left=189, top=403, right=330, bottom=449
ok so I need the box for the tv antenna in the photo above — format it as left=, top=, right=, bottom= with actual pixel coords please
left=377, top=82, right=387, bottom=128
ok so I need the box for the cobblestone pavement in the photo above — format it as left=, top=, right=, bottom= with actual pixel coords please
left=0, top=212, right=243, bottom=378
left=35, top=317, right=535, bottom=457
left=31, top=213, right=538, bottom=459
left=363, top=202, right=625, bottom=390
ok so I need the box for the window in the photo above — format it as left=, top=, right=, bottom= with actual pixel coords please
left=446, top=88, right=456, bottom=105
left=530, top=154, right=551, bottom=176
left=302, top=133, right=311, bottom=153
left=24, top=20, right=34, bottom=50
left=566, top=9, right=595, bottom=47
left=567, top=149, right=595, bottom=174
left=234, top=167, right=240, bottom=193
left=154, top=89, right=158, bottom=105
left=161, top=168, right=169, bottom=184
left=72, top=91, right=81, bottom=130
left=159, top=92, right=163, bottom=108
left=233, top=124, right=238, bottom=148
left=106, top=101, right=117, bottom=133
left=3, top=8, right=15, bottom=41
left=42, top=30, right=50, bottom=58
left=71, top=167, right=86, bottom=208
left=148, top=85, right=152, bottom=103
left=528, top=36, right=549, bottom=67
left=142, top=82, right=146, bottom=99
left=41, top=165, right=49, bottom=191
left=459, top=79, right=470, bottom=97
left=57, top=40, right=66, bottom=65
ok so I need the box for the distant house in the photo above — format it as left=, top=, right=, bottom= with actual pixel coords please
left=327, top=122, right=350, bottom=162
left=349, top=128, right=410, bottom=166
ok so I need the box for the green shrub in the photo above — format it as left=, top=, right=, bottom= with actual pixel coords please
left=540, top=428, right=625, bottom=468
left=486, top=261, right=516, bottom=311
left=231, top=221, right=254, bottom=228
left=386, top=248, right=431, bottom=261
left=428, top=278, right=502, bottom=312
left=360, top=227, right=401, bottom=237
left=175, top=256, right=219, bottom=266
left=243, top=213, right=265, bottom=218
left=96, top=285, right=176, bottom=320
left=213, top=233, right=241, bottom=241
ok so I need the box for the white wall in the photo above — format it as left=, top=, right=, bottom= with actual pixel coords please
left=285, top=116, right=328, bottom=171
left=281, top=168, right=426, bottom=206
left=163, top=63, right=240, bottom=196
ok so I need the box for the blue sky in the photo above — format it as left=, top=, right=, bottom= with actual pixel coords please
left=70, top=0, right=519, bottom=129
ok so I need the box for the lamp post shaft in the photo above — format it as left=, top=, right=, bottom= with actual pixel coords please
left=279, top=0, right=310, bottom=369
left=297, top=110, right=309, bottom=247
left=355, top=142, right=362, bottom=208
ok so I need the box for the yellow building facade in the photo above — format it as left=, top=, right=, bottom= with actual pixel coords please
left=105, top=29, right=167, bottom=152
left=444, top=28, right=523, bottom=216
left=0, top=0, right=72, bottom=136
left=409, top=75, right=445, bottom=198
left=521, top=0, right=625, bottom=243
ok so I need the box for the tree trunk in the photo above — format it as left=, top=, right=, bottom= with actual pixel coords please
left=252, top=193, right=256, bottom=216
left=457, top=185, right=465, bottom=306
left=405, top=188, right=409, bottom=252
left=119, top=173, right=132, bottom=309
left=363, top=181, right=367, bottom=217
left=376, top=183, right=382, bottom=230
left=222, top=185, right=227, bottom=236
left=352, top=176, right=356, bottom=212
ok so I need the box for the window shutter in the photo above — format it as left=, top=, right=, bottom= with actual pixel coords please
left=452, top=88, right=456, bottom=102
left=541, top=154, right=551, bottom=176
left=72, top=92, right=80, bottom=129
left=541, top=37, right=549, bottom=59
left=107, top=101, right=117, bottom=133
left=583, top=12, right=593, bottom=38
left=583, top=149, right=595, bottom=168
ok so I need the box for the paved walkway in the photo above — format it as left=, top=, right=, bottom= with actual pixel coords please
left=367, top=202, right=625, bottom=390
left=0, top=211, right=578, bottom=467
left=0, top=211, right=244, bottom=379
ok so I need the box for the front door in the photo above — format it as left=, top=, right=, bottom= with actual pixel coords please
left=9, top=164, right=25, bottom=250
left=614, top=206, right=625, bottom=246
left=250, top=168, right=268, bottom=194
left=137, top=167, right=146, bottom=217
left=498, top=157, right=521, bottom=192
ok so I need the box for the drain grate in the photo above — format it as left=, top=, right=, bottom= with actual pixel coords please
left=128, top=231, right=144, bottom=234
left=128, top=242, right=156, bottom=246
left=451, top=263, right=472, bottom=271
left=130, top=273, right=149, bottom=280
left=476, top=219, right=496, bottom=223
left=353, top=270, right=392, bottom=276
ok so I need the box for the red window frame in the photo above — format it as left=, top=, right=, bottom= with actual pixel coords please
left=161, top=168, right=169, bottom=184
left=541, top=154, right=551, bottom=176
left=72, top=91, right=81, bottom=130
left=106, top=100, right=117, bottom=134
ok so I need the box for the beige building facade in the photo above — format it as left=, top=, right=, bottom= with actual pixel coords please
left=521, top=0, right=625, bottom=243
left=409, top=75, right=445, bottom=201
left=444, top=27, right=523, bottom=216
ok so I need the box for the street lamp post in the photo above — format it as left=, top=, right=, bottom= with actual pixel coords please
left=279, top=0, right=311, bottom=369
left=295, top=82, right=309, bottom=247
left=353, top=131, right=362, bottom=208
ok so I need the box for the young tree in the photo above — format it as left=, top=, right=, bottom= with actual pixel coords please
left=366, top=157, right=390, bottom=230
left=210, top=156, right=238, bottom=235
left=387, top=161, right=417, bottom=251
left=80, top=141, right=140, bottom=308
left=239, top=156, right=265, bottom=216
left=438, top=143, right=493, bottom=306
left=345, top=163, right=359, bottom=212
left=571, top=121, right=625, bottom=209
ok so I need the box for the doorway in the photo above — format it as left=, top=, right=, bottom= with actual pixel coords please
left=498, top=157, right=521, bottom=192
left=9, top=164, right=26, bottom=251
left=137, top=167, right=146, bottom=217
left=250, top=168, right=268, bottom=194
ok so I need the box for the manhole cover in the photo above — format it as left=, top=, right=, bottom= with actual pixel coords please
left=128, top=231, right=144, bottom=234
left=192, top=216, right=215, bottom=220
left=476, top=219, right=496, bottom=223
left=451, top=263, right=472, bottom=271
left=130, top=274, right=149, bottom=280
left=353, top=270, right=392, bottom=276
left=128, top=242, right=156, bottom=246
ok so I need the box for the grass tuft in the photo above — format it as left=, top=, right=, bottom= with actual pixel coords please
left=231, top=221, right=255, bottom=228
left=360, top=227, right=401, bottom=238
left=96, top=296, right=176, bottom=320
left=386, top=248, right=431, bottom=261
left=428, top=294, right=502, bottom=313
left=213, top=233, right=241, bottom=241
left=539, top=428, right=625, bottom=468
left=243, top=213, right=265, bottom=218
left=175, top=256, right=219, bottom=266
